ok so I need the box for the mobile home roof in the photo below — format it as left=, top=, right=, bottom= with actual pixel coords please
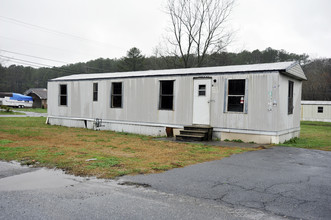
left=50, top=61, right=306, bottom=81
left=301, top=101, right=331, bottom=105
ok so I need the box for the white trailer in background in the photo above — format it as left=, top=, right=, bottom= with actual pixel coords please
left=0, top=92, right=33, bottom=108
left=301, top=101, right=331, bottom=122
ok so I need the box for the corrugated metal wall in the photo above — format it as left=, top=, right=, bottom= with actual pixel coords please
left=48, top=71, right=302, bottom=133
left=301, top=104, right=331, bottom=122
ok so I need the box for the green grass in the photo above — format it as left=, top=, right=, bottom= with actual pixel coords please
left=0, top=117, right=257, bottom=178
left=12, top=108, right=47, bottom=113
left=281, top=121, right=331, bottom=151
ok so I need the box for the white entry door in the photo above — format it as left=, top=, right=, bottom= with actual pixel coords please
left=193, top=79, right=211, bottom=125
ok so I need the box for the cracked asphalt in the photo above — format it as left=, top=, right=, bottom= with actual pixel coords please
left=0, top=161, right=282, bottom=220
left=1, top=147, right=330, bottom=219
left=122, top=147, right=331, bottom=220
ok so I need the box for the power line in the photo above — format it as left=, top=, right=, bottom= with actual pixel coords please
left=0, top=35, right=87, bottom=54
left=0, top=49, right=111, bottom=72
left=0, top=55, right=81, bottom=74
left=0, top=15, right=121, bottom=49
left=0, top=49, right=69, bottom=65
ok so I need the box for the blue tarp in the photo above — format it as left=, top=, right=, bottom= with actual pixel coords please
left=10, top=93, right=33, bottom=101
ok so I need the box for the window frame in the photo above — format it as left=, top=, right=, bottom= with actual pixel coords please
left=198, top=84, right=206, bottom=96
left=159, top=80, right=174, bottom=111
left=59, top=84, right=67, bottom=106
left=288, top=81, right=294, bottom=115
left=111, top=82, right=123, bottom=108
left=93, top=82, right=98, bottom=102
left=226, top=79, right=247, bottom=113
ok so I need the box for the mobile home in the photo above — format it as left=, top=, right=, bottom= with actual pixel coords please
left=301, top=101, right=331, bottom=122
left=47, top=61, right=306, bottom=144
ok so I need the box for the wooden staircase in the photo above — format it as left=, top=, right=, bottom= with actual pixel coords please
left=176, top=125, right=213, bottom=141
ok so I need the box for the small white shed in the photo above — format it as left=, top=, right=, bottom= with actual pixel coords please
left=301, top=101, right=331, bottom=122
left=47, top=61, right=307, bottom=144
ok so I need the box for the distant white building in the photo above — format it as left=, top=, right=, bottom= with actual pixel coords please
left=301, top=101, right=331, bottom=122
left=47, top=61, right=307, bottom=144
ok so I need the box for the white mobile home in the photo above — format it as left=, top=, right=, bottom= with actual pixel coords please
left=301, top=101, right=331, bottom=122
left=47, top=61, right=306, bottom=144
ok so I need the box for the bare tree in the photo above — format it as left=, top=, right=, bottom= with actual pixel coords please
left=165, top=0, right=235, bottom=67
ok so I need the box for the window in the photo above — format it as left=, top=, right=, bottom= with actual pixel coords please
left=93, top=83, right=98, bottom=101
left=198, top=84, right=206, bottom=96
left=59, top=84, right=67, bottom=106
left=159, top=80, right=174, bottom=110
left=111, top=82, right=122, bottom=108
left=288, top=81, right=294, bottom=114
left=227, top=79, right=245, bottom=112
left=318, top=106, right=323, bottom=113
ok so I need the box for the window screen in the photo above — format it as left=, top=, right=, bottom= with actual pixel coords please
left=227, top=79, right=245, bottom=112
left=93, top=83, right=98, bottom=101
left=59, top=84, right=67, bottom=106
left=288, top=81, right=294, bottom=114
left=159, top=81, right=174, bottom=110
left=111, top=82, right=122, bottom=108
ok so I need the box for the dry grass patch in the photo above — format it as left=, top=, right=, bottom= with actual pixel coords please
left=0, top=117, right=258, bottom=178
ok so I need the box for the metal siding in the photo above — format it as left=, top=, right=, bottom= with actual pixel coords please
left=287, top=63, right=307, bottom=80
left=48, top=71, right=302, bottom=134
left=277, top=75, right=302, bottom=130
left=301, top=104, right=331, bottom=122
left=211, top=72, right=279, bottom=131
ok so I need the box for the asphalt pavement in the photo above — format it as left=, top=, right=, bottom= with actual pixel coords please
left=0, top=110, right=47, bottom=117
left=0, top=161, right=281, bottom=220
left=122, top=147, right=331, bottom=220
left=1, top=147, right=330, bottom=219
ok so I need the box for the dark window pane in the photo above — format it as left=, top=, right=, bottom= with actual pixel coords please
left=199, top=84, right=206, bottom=96
left=318, top=106, right=323, bottom=113
left=229, top=80, right=245, bottom=95
left=113, top=83, right=122, bottom=95
left=160, top=96, right=173, bottom=110
left=159, top=81, right=174, bottom=110
left=288, top=81, right=294, bottom=114
left=111, top=82, right=122, bottom=108
left=93, top=92, right=98, bottom=101
left=228, top=96, right=244, bottom=112
left=93, top=83, right=98, bottom=101
left=60, top=85, right=67, bottom=95
left=112, top=96, right=122, bottom=108
left=161, top=81, right=173, bottom=95
left=59, top=85, right=67, bottom=106
left=60, top=95, right=67, bottom=106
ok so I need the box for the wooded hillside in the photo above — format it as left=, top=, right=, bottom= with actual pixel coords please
left=0, top=47, right=330, bottom=100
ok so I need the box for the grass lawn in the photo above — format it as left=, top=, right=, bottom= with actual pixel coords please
left=12, top=108, right=47, bottom=113
left=0, top=117, right=258, bottom=178
left=0, top=111, right=25, bottom=115
left=281, top=121, right=331, bottom=151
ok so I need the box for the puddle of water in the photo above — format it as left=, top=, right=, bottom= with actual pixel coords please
left=0, top=168, right=84, bottom=191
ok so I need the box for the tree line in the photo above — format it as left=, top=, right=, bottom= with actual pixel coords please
left=0, top=47, right=330, bottom=100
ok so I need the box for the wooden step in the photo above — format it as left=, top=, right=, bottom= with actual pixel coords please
left=176, top=134, right=205, bottom=142
left=184, top=125, right=211, bottom=131
left=176, top=125, right=213, bottom=142
left=180, top=130, right=208, bottom=135
left=180, top=130, right=208, bottom=141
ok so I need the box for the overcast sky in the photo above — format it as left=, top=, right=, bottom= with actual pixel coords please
left=0, top=0, right=330, bottom=67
